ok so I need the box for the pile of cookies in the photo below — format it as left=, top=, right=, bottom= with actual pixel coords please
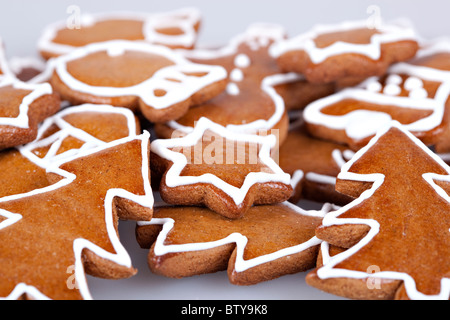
left=0, top=7, right=448, bottom=300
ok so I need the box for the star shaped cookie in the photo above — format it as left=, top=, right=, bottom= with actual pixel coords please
left=151, top=117, right=292, bottom=219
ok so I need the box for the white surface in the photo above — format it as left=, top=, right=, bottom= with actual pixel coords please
left=1, top=0, right=448, bottom=301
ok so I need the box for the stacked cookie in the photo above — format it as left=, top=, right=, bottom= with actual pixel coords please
left=0, top=8, right=448, bottom=300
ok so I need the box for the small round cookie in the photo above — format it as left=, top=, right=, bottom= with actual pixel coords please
left=136, top=202, right=335, bottom=285
left=38, top=8, right=202, bottom=60
left=155, top=23, right=328, bottom=145
left=49, top=40, right=227, bottom=123
left=270, top=20, right=419, bottom=84
left=151, top=117, right=292, bottom=219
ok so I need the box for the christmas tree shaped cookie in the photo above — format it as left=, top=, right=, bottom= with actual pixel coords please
left=306, top=122, right=450, bottom=300
left=0, top=132, right=153, bottom=300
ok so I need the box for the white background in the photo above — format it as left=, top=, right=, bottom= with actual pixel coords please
left=1, top=0, right=448, bottom=300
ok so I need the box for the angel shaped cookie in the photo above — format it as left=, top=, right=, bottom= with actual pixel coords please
left=270, top=20, right=419, bottom=84
left=50, top=40, right=227, bottom=123
left=156, top=24, right=334, bottom=145
left=151, top=117, right=292, bottom=219
left=38, top=7, right=202, bottom=60
left=307, top=122, right=450, bottom=300
left=302, top=39, right=450, bottom=151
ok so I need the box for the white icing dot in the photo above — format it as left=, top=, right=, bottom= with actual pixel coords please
left=409, top=88, right=428, bottom=100
left=385, top=74, right=403, bottom=86
left=404, top=77, right=424, bottom=91
left=226, top=83, right=240, bottom=96
left=366, top=81, right=382, bottom=93
left=234, top=54, right=251, bottom=68
left=230, top=69, right=244, bottom=82
left=383, top=84, right=402, bottom=96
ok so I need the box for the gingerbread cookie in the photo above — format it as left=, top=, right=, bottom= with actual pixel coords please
left=0, top=77, right=60, bottom=150
left=302, top=40, right=450, bottom=151
left=306, top=121, right=450, bottom=300
left=151, top=117, right=292, bottom=219
left=155, top=23, right=332, bottom=145
left=38, top=7, right=202, bottom=60
left=270, top=20, right=419, bottom=84
left=0, top=104, right=140, bottom=199
left=136, top=202, right=335, bottom=285
left=279, top=116, right=354, bottom=205
left=49, top=40, right=227, bottom=123
left=0, top=130, right=153, bottom=300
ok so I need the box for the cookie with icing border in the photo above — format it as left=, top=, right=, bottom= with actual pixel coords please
left=270, top=20, right=419, bottom=84
left=279, top=116, right=354, bottom=206
left=38, top=7, right=202, bottom=60
left=0, top=77, right=60, bottom=151
left=0, top=130, right=153, bottom=300
left=0, top=104, right=140, bottom=199
left=136, top=202, right=335, bottom=285
left=49, top=40, right=227, bottom=123
left=151, top=117, right=292, bottom=219
left=306, top=122, right=450, bottom=300
left=302, top=40, right=450, bottom=151
left=155, top=23, right=332, bottom=145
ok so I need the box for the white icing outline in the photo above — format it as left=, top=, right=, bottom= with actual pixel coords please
left=138, top=202, right=336, bottom=273
left=0, top=77, right=54, bottom=129
left=269, top=20, right=418, bottom=64
left=317, top=121, right=450, bottom=300
left=167, top=24, right=304, bottom=135
left=303, top=45, right=450, bottom=142
left=19, top=104, right=138, bottom=168
left=0, top=105, right=153, bottom=300
left=151, top=117, right=291, bottom=205
left=53, top=40, right=227, bottom=111
left=37, top=7, right=202, bottom=56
